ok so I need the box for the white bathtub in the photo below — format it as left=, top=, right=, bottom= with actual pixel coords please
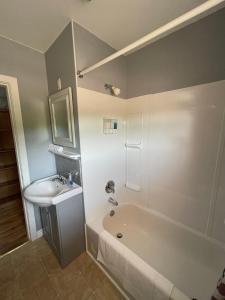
left=87, top=204, right=225, bottom=300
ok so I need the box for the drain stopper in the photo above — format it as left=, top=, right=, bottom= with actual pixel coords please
left=117, top=233, right=123, bottom=238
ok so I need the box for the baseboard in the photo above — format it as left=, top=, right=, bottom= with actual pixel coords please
left=36, top=229, right=43, bottom=238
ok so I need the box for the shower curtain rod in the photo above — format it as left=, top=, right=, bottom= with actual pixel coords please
left=77, top=0, right=225, bottom=78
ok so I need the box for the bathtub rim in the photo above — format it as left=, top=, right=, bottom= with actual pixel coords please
left=87, top=201, right=225, bottom=252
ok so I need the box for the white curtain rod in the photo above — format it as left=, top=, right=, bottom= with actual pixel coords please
left=77, top=0, right=225, bottom=78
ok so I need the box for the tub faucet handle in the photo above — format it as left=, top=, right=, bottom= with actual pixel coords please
left=105, top=180, right=115, bottom=193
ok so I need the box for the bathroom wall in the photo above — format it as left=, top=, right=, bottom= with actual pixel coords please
left=126, top=80, right=225, bottom=241
left=77, top=87, right=132, bottom=223
left=45, top=22, right=81, bottom=180
left=0, top=36, right=56, bottom=181
left=0, top=36, right=56, bottom=230
left=75, top=6, right=225, bottom=245
left=127, top=7, right=225, bottom=98
left=73, top=22, right=127, bottom=99
left=73, top=7, right=225, bottom=100
left=55, top=156, right=81, bottom=186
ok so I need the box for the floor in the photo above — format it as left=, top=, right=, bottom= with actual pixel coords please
left=0, top=195, right=27, bottom=255
left=0, top=237, right=125, bottom=300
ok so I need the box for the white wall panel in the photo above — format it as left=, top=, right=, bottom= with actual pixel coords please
left=78, top=81, right=225, bottom=244
left=128, top=80, right=225, bottom=235
left=77, top=88, right=129, bottom=223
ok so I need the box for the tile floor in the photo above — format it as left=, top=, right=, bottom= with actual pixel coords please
left=0, top=237, right=125, bottom=300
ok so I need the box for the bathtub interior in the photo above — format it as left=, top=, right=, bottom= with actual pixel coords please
left=87, top=204, right=225, bottom=300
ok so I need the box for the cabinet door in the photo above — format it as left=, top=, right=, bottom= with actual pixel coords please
left=48, top=206, right=61, bottom=258
left=56, top=194, right=85, bottom=266
left=41, top=207, right=52, bottom=243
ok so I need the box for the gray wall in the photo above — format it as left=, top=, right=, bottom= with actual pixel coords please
left=127, top=7, right=225, bottom=98
left=0, top=36, right=56, bottom=230
left=74, top=22, right=127, bottom=99
left=45, top=22, right=82, bottom=181
left=0, top=36, right=56, bottom=180
left=55, top=156, right=81, bottom=186
left=73, top=7, right=225, bottom=99
left=45, top=22, right=80, bottom=152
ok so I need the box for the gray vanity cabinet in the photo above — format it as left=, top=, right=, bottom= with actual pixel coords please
left=40, top=193, right=85, bottom=267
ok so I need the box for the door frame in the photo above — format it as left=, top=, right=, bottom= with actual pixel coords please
left=0, top=74, right=37, bottom=241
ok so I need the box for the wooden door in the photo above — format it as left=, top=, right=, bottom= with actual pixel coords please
left=0, top=100, right=28, bottom=254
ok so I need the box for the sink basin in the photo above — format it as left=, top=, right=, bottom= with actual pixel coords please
left=23, top=175, right=82, bottom=207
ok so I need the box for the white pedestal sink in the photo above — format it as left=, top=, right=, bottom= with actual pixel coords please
left=23, top=175, right=82, bottom=207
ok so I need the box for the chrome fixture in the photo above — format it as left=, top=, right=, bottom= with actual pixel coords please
left=59, top=170, right=79, bottom=186
left=67, top=170, right=79, bottom=186
left=116, top=233, right=123, bottom=239
left=108, top=197, right=118, bottom=206
left=105, top=180, right=115, bottom=193
left=68, top=172, right=73, bottom=185
left=104, top=84, right=121, bottom=96
left=53, top=175, right=67, bottom=185
left=77, top=70, right=83, bottom=78
left=110, top=210, right=115, bottom=217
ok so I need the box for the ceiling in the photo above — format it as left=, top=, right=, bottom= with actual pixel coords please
left=0, top=0, right=214, bottom=53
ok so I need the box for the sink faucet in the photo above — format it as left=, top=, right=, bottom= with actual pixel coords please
left=67, top=172, right=74, bottom=186
left=58, top=170, right=79, bottom=186
left=53, top=175, right=67, bottom=184
left=108, top=197, right=118, bottom=206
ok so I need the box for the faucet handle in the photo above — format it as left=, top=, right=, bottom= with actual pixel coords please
left=59, top=170, right=79, bottom=179
left=105, top=180, right=115, bottom=193
left=58, top=175, right=67, bottom=184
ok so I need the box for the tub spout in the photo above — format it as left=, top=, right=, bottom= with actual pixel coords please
left=108, top=197, right=118, bottom=206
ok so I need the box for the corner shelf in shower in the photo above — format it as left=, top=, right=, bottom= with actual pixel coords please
left=125, top=182, right=141, bottom=192
left=125, top=143, right=142, bottom=149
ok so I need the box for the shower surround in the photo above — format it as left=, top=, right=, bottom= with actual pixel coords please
left=78, top=79, right=225, bottom=299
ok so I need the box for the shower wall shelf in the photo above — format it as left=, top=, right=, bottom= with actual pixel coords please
left=125, top=183, right=141, bottom=192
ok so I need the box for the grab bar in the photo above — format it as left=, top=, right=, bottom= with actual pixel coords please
left=125, top=143, right=142, bottom=149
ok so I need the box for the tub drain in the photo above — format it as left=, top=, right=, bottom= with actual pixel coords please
left=116, top=233, right=123, bottom=239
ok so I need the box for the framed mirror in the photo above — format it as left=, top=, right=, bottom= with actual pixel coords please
left=49, top=87, right=76, bottom=148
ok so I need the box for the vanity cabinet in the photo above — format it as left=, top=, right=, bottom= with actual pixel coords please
left=40, top=193, right=85, bottom=267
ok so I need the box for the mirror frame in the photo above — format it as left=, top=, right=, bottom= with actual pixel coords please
left=49, top=87, right=76, bottom=148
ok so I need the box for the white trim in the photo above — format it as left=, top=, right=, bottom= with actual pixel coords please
left=71, top=21, right=79, bottom=91
left=0, top=33, right=44, bottom=54
left=78, top=0, right=225, bottom=77
left=0, top=74, right=38, bottom=241
left=36, top=229, right=43, bottom=238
